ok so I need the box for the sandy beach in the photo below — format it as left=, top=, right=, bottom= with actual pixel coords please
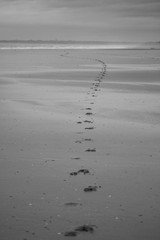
left=0, top=49, right=160, bottom=240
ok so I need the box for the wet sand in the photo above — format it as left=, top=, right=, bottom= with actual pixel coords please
left=0, top=49, right=160, bottom=239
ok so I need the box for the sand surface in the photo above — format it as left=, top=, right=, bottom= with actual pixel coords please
left=0, top=49, right=160, bottom=239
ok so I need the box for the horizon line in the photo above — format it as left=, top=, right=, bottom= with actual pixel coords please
left=0, top=40, right=160, bottom=44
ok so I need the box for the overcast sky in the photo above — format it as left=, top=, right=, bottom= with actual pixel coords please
left=0, top=0, right=160, bottom=41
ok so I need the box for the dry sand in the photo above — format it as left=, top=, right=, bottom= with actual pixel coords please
left=0, top=49, right=160, bottom=239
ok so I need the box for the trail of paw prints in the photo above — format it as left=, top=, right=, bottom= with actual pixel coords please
left=61, top=51, right=107, bottom=180
left=75, top=58, right=106, bottom=152
left=60, top=52, right=107, bottom=237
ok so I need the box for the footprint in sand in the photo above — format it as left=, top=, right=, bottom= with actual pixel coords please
left=64, top=224, right=97, bottom=237
left=83, top=186, right=98, bottom=192
left=85, top=112, right=93, bottom=116
left=84, top=120, right=93, bottom=123
left=71, top=157, right=81, bottom=160
left=70, top=169, right=90, bottom=176
left=74, top=140, right=82, bottom=143
left=64, top=202, right=82, bottom=207
left=84, top=138, right=93, bottom=142
left=85, top=148, right=96, bottom=152
left=85, top=127, right=94, bottom=130
left=77, top=121, right=82, bottom=124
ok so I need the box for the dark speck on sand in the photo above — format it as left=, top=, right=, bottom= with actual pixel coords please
left=64, top=224, right=96, bottom=237
left=75, top=224, right=96, bottom=233
left=64, top=202, right=82, bottom=207
left=64, top=231, right=77, bottom=237
left=83, top=186, right=98, bottom=192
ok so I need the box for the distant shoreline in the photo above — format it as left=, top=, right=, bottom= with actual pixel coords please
left=0, top=40, right=160, bottom=44
left=0, top=40, right=159, bottom=50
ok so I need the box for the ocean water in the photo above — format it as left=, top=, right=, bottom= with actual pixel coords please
left=0, top=41, right=159, bottom=50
